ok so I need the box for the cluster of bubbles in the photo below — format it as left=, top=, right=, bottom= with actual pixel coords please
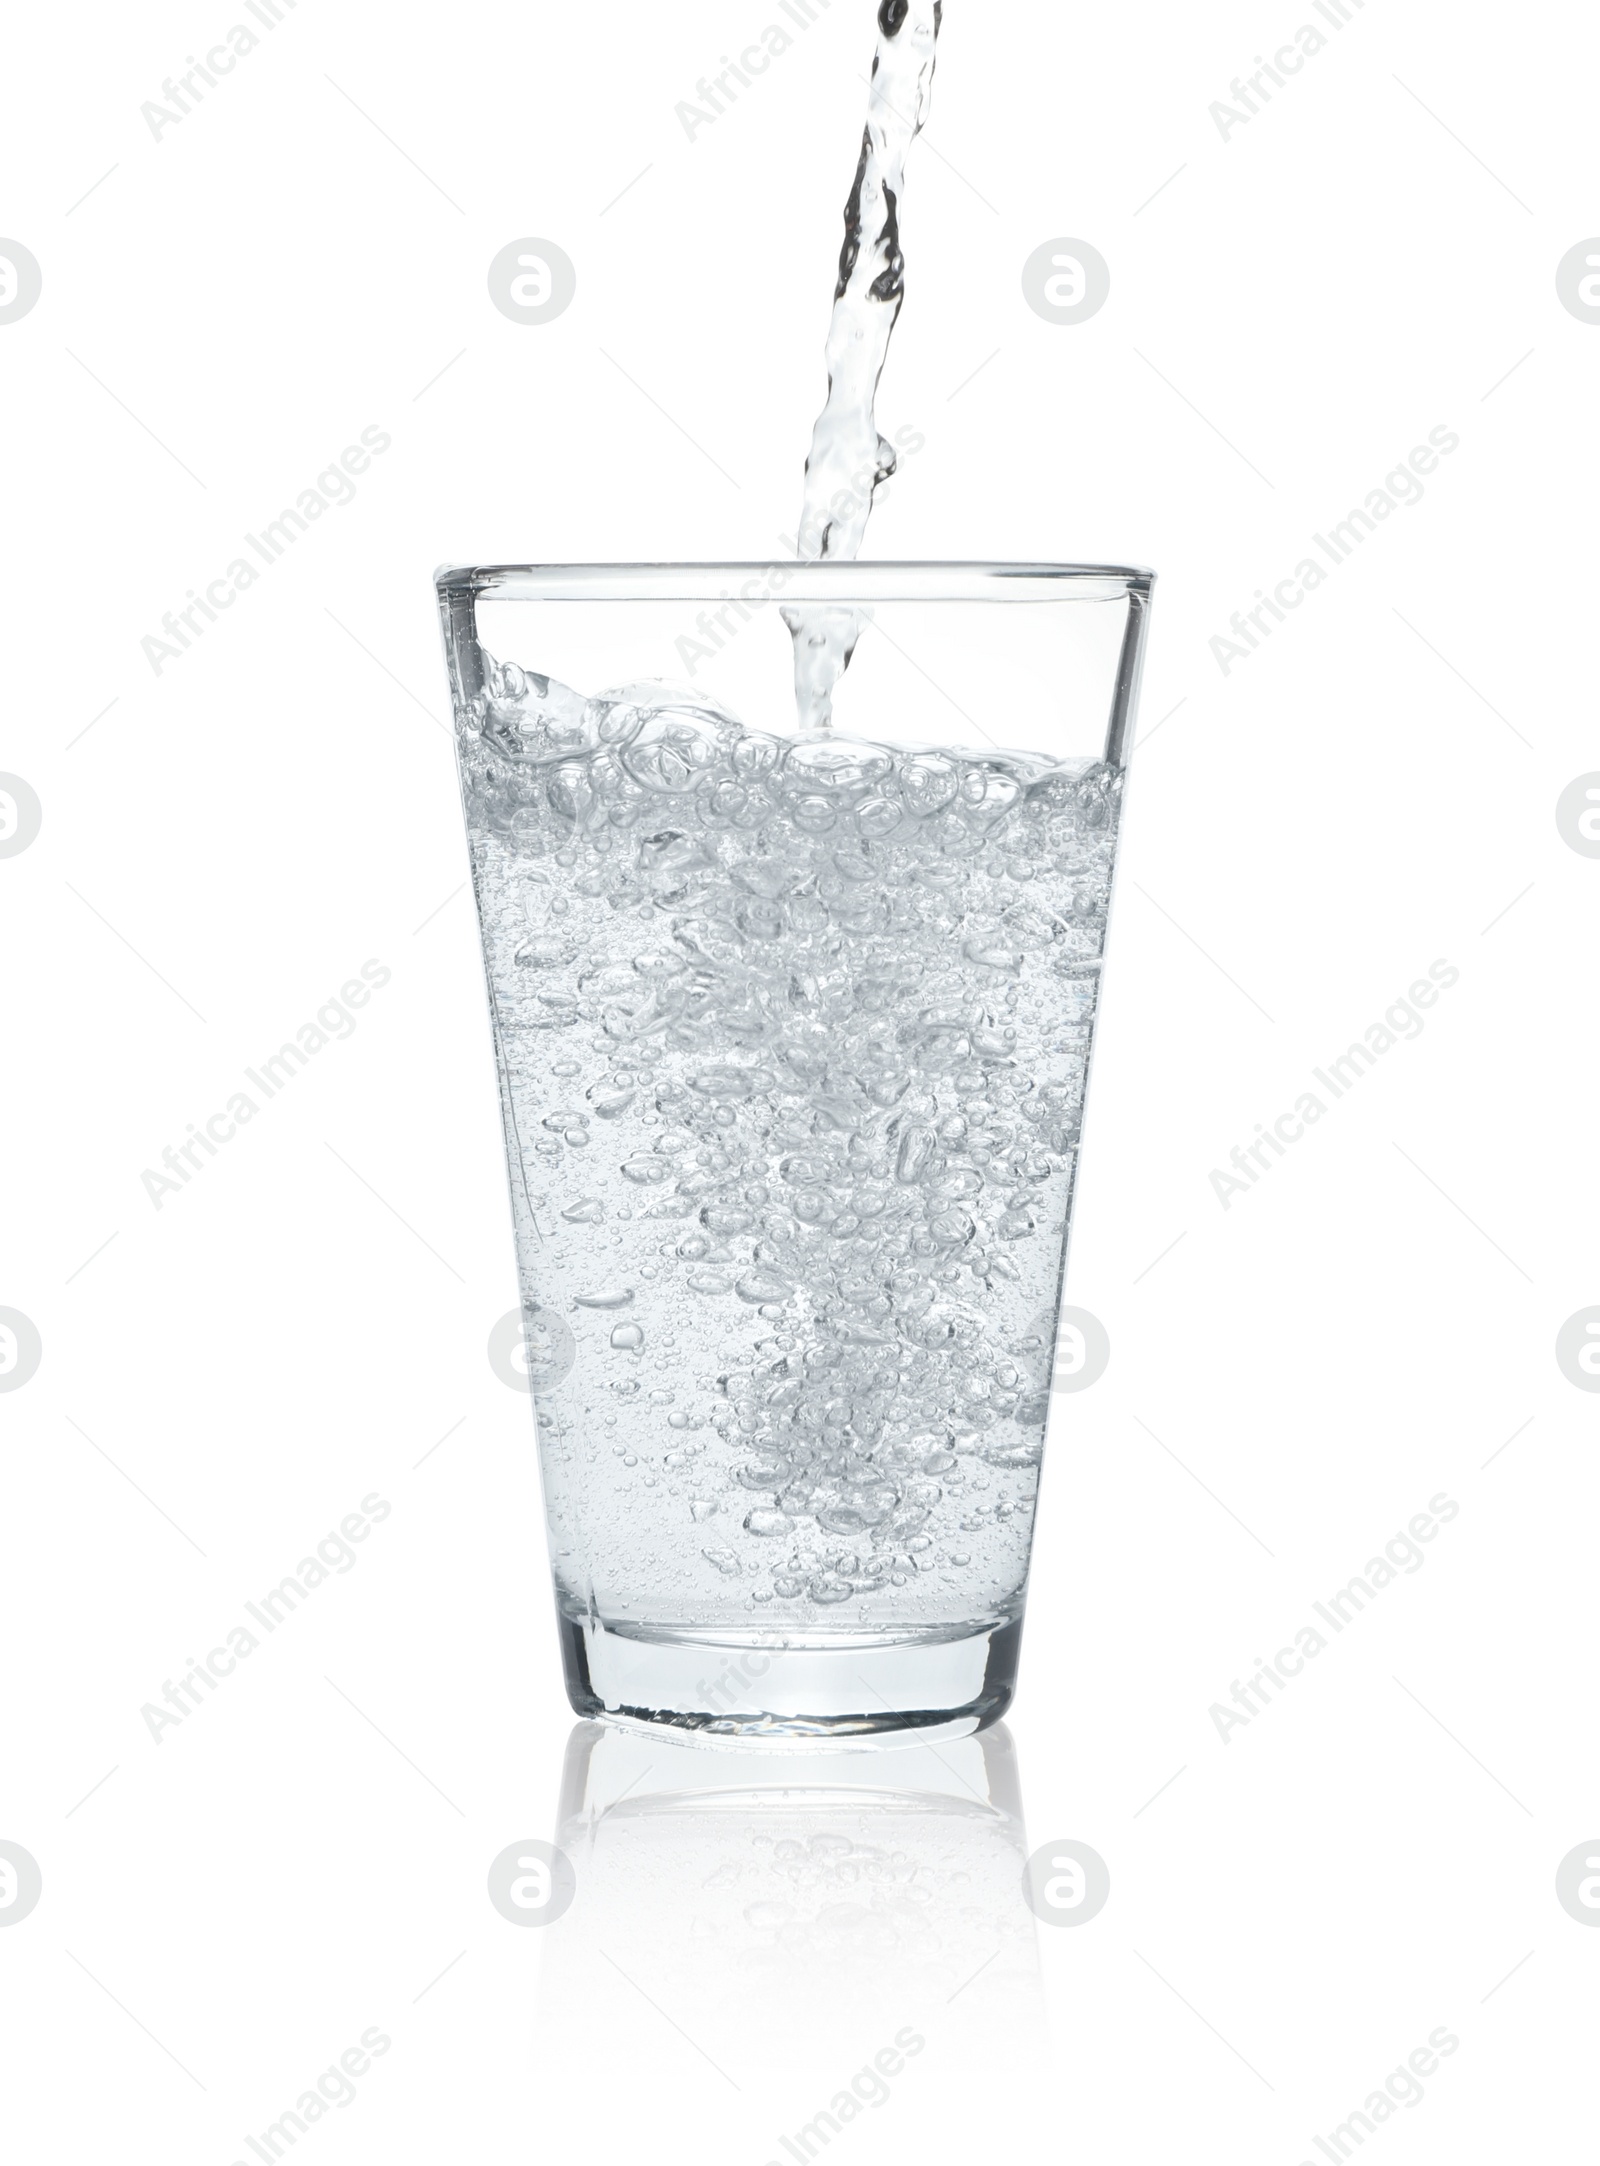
left=459, top=660, right=1120, bottom=1621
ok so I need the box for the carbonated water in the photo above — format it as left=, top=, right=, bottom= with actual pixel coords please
left=459, top=667, right=1120, bottom=1635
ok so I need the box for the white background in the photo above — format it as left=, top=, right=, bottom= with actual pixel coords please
left=3, top=1, right=1597, bottom=2159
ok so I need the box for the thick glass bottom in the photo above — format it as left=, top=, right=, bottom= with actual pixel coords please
left=558, top=1611, right=1023, bottom=1746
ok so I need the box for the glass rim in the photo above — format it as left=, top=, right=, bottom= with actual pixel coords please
left=434, top=559, right=1156, bottom=605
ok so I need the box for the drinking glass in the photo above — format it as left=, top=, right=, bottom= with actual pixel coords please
left=436, top=561, right=1153, bottom=1742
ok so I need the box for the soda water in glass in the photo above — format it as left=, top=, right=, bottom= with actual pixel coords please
left=436, top=561, right=1153, bottom=1741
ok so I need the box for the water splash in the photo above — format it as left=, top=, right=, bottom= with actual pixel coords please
left=784, top=0, right=943, bottom=734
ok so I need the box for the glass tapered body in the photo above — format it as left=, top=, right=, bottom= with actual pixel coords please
left=436, top=562, right=1153, bottom=1742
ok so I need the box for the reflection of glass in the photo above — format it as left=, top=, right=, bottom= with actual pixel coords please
left=535, top=1720, right=1046, bottom=2110
left=438, top=562, right=1153, bottom=1738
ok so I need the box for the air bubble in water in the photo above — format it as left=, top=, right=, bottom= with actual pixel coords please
left=462, top=690, right=1119, bottom=1625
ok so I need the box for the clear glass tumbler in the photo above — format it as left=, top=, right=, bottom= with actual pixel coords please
left=435, top=561, right=1153, bottom=1742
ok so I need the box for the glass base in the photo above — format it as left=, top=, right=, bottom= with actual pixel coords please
left=558, top=1612, right=1022, bottom=1746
